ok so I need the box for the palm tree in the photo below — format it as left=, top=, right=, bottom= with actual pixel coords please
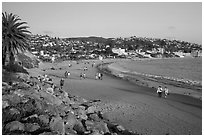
left=2, top=12, right=31, bottom=67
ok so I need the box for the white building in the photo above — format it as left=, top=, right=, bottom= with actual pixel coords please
left=112, top=48, right=127, bottom=56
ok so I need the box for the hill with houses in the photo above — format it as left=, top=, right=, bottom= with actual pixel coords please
left=28, top=34, right=202, bottom=63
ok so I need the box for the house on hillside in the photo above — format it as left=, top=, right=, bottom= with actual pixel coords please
left=112, top=48, right=127, bottom=56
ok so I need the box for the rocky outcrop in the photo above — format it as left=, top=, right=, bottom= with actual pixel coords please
left=2, top=72, right=138, bottom=135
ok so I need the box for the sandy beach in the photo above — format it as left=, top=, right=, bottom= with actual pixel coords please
left=28, top=59, right=202, bottom=135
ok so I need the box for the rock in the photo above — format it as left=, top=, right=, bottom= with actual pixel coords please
left=87, top=105, right=97, bottom=114
left=85, top=120, right=95, bottom=131
left=64, top=126, right=77, bottom=135
left=78, top=113, right=88, bottom=120
left=44, top=103, right=59, bottom=116
left=88, top=113, right=101, bottom=122
left=50, top=116, right=65, bottom=135
left=75, top=108, right=88, bottom=120
left=116, top=125, right=125, bottom=131
left=13, top=89, right=25, bottom=97
left=91, top=129, right=102, bottom=135
left=17, top=82, right=31, bottom=90
left=2, top=81, right=9, bottom=87
left=71, top=103, right=80, bottom=109
left=38, top=114, right=50, bottom=126
left=34, top=100, right=45, bottom=114
left=2, top=82, right=12, bottom=95
left=3, top=94, right=22, bottom=106
left=64, top=112, right=77, bottom=129
left=39, top=132, right=56, bottom=135
left=89, top=121, right=110, bottom=134
left=25, top=123, right=40, bottom=133
left=39, top=91, right=62, bottom=106
left=62, top=97, right=71, bottom=105
left=2, top=100, right=9, bottom=109
left=21, top=114, right=39, bottom=124
left=22, top=114, right=38, bottom=121
left=73, top=120, right=85, bottom=134
left=5, top=121, right=25, bottom=132
left=56, top=105, right=67, bottom=117
left=17, top=98, right=36, bottom=117
left=62, top=105, right=72, bottom=114
left=3, top=108, right=21, bottom=123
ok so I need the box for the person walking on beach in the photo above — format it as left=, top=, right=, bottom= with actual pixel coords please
left=95, top=73, right=99, bottom=80
left=98, top=73, right=101, bottom=80
left=157, top=86, right=163, bottom=98
left=80, top=72, right=83, bottom=80
left=64, top=71, right=68, bottom=78
left=83, top=73, right=86, bottom=79
left=100, top=73, right=103, bottom=80
left=163, top=86, right=169, bottom=98
left=67, top=71, right=71, bottom=78
left=60, top=78, right=64, bottom=89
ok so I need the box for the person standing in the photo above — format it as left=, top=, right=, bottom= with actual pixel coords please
left=164, top=86, right=169, bottom=98
left=67, top=71, right=71, bottom=78
left=95, top=73, right=98, bottom=80
left=83, top=73, right=86, bottom=79
left=157, top=86, right=163, bottom=98
left=98, top=73, right=101, bottom=80
left=60, top=78, right=65, bottom=89
left=80, top=72, right=83, bottom=80
left=100, top=73, right=103, bottom=80
left=64, top=71, right=68, bottom=78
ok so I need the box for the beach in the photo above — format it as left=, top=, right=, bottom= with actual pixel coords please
left=105, top=58, right=202, bottom=99
left=27, top=58, right=202, bottom=135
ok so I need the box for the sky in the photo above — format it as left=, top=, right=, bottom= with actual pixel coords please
left=2, top=2, right=202, bottom=44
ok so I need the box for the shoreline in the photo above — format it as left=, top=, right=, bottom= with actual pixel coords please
left=97, top=59, right=202, bottom=100
left=27, top=59, right=202, bottom=134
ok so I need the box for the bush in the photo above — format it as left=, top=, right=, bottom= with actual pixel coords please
left=4, top=63, right=29, bottom=74
left=17, top=53, right=39, bottom=68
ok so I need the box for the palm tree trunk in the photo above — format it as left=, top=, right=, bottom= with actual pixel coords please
left=2, top=46, right=7, bottom=67
left=2, top=53, right=6, bottom=67
left=9, top=52, right=15, bottom=66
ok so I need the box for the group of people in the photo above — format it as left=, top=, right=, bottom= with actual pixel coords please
left=64, top=71, right=71, bottom=78
left=95, top=72, right=103, bottom=80
left=157, top=86, right=169, bottom=98
left=80, top=72, right=86, bottom=79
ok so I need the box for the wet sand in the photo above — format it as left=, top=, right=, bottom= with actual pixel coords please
left=28, top=59, right=202, bottom=135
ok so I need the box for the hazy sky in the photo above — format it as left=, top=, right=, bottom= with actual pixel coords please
left=2, top=2, right=202, bottom=44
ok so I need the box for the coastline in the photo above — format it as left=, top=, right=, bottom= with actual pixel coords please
left=98, top=59, right=202, bottom=100
left=26, top=59, right=201, bottom=134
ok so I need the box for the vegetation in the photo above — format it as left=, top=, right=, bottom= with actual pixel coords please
left=2, top=12, right=31, bottom=67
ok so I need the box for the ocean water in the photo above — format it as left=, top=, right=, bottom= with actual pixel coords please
left=117, top=57, right=202, bottom=83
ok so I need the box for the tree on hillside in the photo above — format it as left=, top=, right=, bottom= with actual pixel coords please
left=2, top=12, right=31, bottom=66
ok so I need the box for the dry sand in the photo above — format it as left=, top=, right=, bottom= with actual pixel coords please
left=28, top=59, right=202, bottom=135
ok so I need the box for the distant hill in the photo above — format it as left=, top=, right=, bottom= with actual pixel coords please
left=66, top=36, right=108, bottom=43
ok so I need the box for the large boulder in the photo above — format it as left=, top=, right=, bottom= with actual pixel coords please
left=25, top=123, right=40, bottom=133
left=2, top=100, right=10, bottom=109
left=38, top=114, right=50, bottom=126
left=3, top=94, right=22, bottom=106
left=39, top=91, right=62, bottom=106
left=88, top=113, right=101, bottom=122
left=64, top=112, right=77, bottom=129
left=16, top=82, right=31, bottom=90
left=87, top=105, right=97, bottom=114
left=85, top=120, right=110, bottom=134
left=2, top=108, right=21, bottom=123
left=49, top=116, right=65, bottom=135
left=64, top=127, right=77, bottom=135
left=73, top=120, right=85, bottom=135
left=5, top=121, right=25, bottom=133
